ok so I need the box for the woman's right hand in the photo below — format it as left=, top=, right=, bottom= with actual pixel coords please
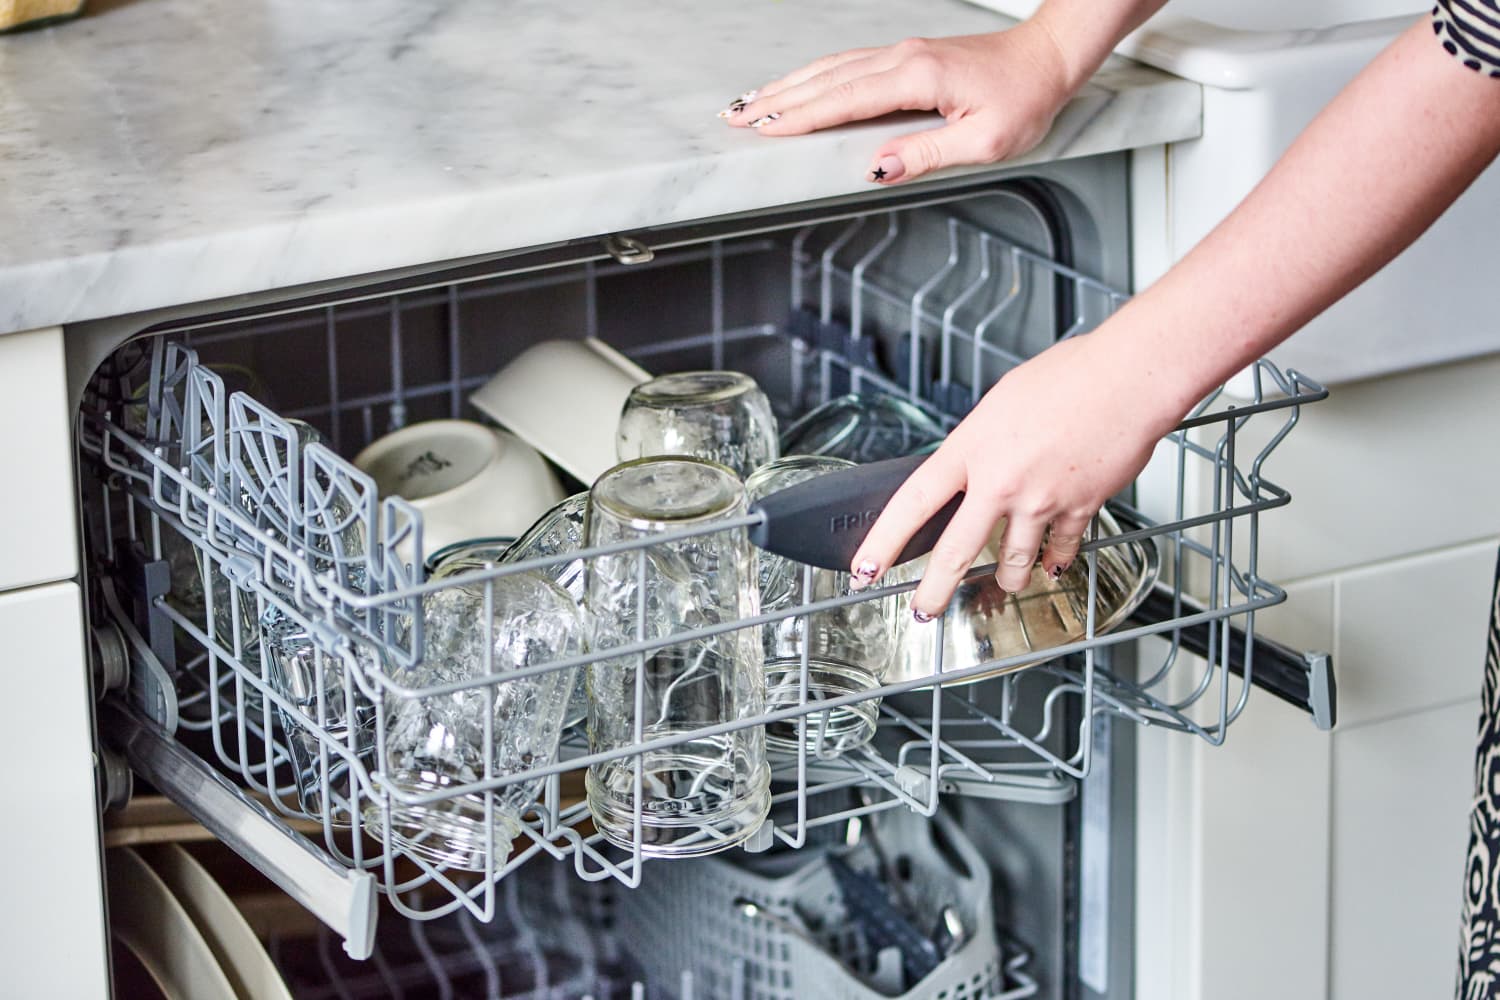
left=721, top=20, right=1080, bottom=185
left=847, top=324, right=1194, bottom=618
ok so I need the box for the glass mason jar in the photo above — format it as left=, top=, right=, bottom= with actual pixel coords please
left=745, top=456, right=897, bottom=755
left=426, top=537, right=519, bottom=580
left=365, top=573, right=582, bottom=871
left=778, top=392, right=946, bottom=464
left=615, top=372, right=778, bottom=479
left=584, top=457, right=770, bottom=857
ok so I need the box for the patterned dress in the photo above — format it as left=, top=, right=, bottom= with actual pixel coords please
left=1434, top=5, right=1500, bottom=994
left=1434, top=0, right=1500, bottom=78
left=1460, top=554, right=1500, bottom=997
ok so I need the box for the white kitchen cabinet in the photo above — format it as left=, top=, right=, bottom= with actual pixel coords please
left=1330, top=699, right=1477, bottom=999
left=1335, top=542, right=1496, bottom=729
left=0, top=581, right=108, bottom=998
left=1141, top=690, right=1335, bottom=1000
left=0, top=327, right=79, bottom=592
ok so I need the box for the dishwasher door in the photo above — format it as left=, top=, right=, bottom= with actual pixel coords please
left=73, top=166, right=1329, bottom=997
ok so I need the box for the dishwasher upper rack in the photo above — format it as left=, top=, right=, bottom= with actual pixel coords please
left=75, top=192, right=1328, bottom=947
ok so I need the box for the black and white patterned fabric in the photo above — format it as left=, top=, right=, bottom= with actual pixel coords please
left=1428, top=6, right=1500, bottom=994
left=1458, top=552, right=1500, bottom=997
left=1434, top=0, right=1500, bottom=77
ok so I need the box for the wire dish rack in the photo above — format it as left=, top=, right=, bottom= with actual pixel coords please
left=77, top=187, right=1329, bottom=960
left=264, top=833, right=1037, bottom=1000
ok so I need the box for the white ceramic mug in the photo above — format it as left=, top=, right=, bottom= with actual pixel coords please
left=468, top=337, right=650, bottom=485
left=354, top=420, right=565, bottom=566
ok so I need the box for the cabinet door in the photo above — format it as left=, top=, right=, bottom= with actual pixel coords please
left=0, top=327, right=79, bottom=591
left=0, top=582, right=108, bottom=998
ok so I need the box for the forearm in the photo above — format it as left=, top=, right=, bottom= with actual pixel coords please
left=1029, top=0, right=1172, bottom=91
left=1105, top=18, right=1500, bottom=421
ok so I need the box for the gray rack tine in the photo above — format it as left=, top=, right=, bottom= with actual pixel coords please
left=850, top=212, right=902, bottom=345
left=909, top=217, right=963, bottom=396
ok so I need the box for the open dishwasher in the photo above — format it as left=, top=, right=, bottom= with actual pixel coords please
left=74, top=170, right=1331, bottom=999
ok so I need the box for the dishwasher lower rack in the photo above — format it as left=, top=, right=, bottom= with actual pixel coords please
left=263, top=829, right=1039, bottom=1000
left=76, top=191, right=1328, bottom=958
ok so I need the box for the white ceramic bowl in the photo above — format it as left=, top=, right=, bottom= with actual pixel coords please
left=354, top=420, right=565, bottom=566
left=469, top=337, right=650, bottom=485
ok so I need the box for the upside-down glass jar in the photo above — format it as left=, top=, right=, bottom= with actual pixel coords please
left=584, top=457, right=770, bottom=858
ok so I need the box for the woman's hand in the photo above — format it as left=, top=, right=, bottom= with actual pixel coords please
left=848, top=330, right=1190, bottom=618
left=721, top=22, right=1076, bottom=185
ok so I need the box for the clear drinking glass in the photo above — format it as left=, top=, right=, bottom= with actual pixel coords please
left=616, top=371, right=778, bottom=479
left=498, top=493, right=591, bottom=727
left=499, top=492, right=590, bottom=602
left=746, top=456, right=897, bottom=754
left=365, top=573, right=581, bottom=871
left=428, top=498, right=594, bottom=730
left=584, top=457, right=770, bottom=857
left=261, top=610, right=376, bottom=824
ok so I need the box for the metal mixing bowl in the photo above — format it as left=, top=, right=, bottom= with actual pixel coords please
left=888, top=505, right=1160, bottom=686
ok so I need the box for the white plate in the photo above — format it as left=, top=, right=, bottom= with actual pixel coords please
left=470, top=337, right=651, bottom=485
left=108, top=847, right=238, bottom=1000
left=140, top=844, right=294, bottom=1000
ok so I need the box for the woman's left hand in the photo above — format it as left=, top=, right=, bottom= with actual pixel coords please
left=720, top=25, right=1075, bottom=185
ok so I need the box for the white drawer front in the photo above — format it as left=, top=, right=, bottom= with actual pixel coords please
left=0, top=582, right=107, bottom=998
left=0, top=327, right=78, bottom=591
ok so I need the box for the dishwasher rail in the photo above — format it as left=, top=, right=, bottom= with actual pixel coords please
left=76, top=188, right=1329, bottom=958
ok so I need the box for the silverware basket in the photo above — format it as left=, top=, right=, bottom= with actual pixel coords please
left=615, top=807, right=1033, bottom=1000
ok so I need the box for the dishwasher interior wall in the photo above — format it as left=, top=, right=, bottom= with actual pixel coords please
left=73, top=168, right=1324, bottom=998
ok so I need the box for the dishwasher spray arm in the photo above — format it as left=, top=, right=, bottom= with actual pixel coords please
left=98, top=699, right=379, bottom=959
left=1127, top=584, right=1336, bottom=730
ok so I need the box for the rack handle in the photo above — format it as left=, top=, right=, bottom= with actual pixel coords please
left=98, top=698, right=379, bottom=958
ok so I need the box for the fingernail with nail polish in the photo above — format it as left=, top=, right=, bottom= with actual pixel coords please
left=748, top=112, right=781, bottom=128
left=740, top=89, right=759, bottom=102
left=855, top=560, right=879, bottom=580
left=1048, top=564, right=1065, bottom=580
left=913, top=609, right=935, bottom=624
left=869, top=154, right=905, bottom=183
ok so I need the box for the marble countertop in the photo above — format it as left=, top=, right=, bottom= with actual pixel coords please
left=0, top=0, right=1201, bottom=334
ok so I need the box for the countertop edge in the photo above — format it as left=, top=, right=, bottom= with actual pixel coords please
left=3, top=75, right=1200, bottom=336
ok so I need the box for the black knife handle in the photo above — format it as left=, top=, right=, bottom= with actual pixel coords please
left=747, top=454, right=962, bottom=571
